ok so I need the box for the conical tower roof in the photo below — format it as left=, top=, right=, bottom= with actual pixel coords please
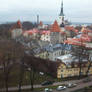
left=16, top=20, right=22, bottom=28
left=51, top=20, right=61, bottom=32
left=59, top=0, right=64, bottom=16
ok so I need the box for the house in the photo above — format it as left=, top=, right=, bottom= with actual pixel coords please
left=33, top=48, right=49, bottom=59
left=40, top=30, right=51, bottom=42
left=44, top=44, right=72, bottom=61
left=57, top=54, right=92, bottom=78
left=64, top=26, right=76, bottom=38
left=38, top=21, right=48, bottom=30
left=23, top=29, right=39, bottom=39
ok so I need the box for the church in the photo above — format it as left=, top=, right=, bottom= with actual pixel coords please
left=57, top=0, right=70, bottom=27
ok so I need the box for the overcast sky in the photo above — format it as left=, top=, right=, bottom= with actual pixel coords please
left=0, top=0, right=92, bottom=23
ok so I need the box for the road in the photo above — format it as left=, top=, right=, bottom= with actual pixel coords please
left=0, top=76, right=92, bottom=92
left=49, top=81, right=92, bottom=92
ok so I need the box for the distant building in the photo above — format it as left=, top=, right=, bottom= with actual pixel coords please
left=57, top=55, right=92, bottom=78
left=38, top=21, right=48, bottom=30
left=23, top=29, right=39, bottom=39
left=11, top=20, right=23, bottom=39
left=40, top=30, right=51, bottom=42
left=58, top=0, right=70, bottom=27
left=57, top=62, right=92, bottom=78
left=50, top=20, right=61, bottom=44
left=45, top=44, right=72, bottom=61
left=50, top=20, right=67, bottom=44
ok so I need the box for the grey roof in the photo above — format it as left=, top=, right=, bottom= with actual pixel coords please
left=56, top=54, right=88, bottom=65
left=43, top=43, right=72, bottom=52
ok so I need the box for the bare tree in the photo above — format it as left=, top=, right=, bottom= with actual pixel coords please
left=0, top=39, right=24, bottom=92
left=23, top=55, right=60, bottom=91
left=72, top=45, right=89, bottom=78
left=86, top=49, right=92, bottom=76
left=18, top=60, right=25, bottom=92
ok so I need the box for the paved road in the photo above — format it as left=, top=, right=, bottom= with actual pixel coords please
left=0, top=76, right=92, bottom=92
left=49, top=81, right=92, bottom=92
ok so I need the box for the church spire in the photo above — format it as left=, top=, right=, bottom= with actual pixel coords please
left=59, top=0, right=64, bottom=16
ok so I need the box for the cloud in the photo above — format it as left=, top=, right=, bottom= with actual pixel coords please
left=0, top=0, right=92, bottom=23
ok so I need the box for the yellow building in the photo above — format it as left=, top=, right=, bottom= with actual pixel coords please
left=35, top=50, right=48, bottom=60
left=57, top=61, right=92, bottom=78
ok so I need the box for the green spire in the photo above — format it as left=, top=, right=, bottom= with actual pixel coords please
left=59, top=0, right=64, bottom=16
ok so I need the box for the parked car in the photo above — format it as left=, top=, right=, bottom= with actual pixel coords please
left=41, top=81, right=54, bottom=86
left=83, top=78, right=91, bottom=83
left=56, top=86, right=67, bottom=91
left=44, top=88, right=52, bottom=92
left=67, top=83, right=77, bottom=88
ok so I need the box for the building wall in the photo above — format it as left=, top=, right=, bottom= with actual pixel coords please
left=57, top=62, right=92, bottom=78
left=50, top=32, right=60, bottom=44
left=35, top=51, right=48, bottom=59
left=41, top=34, right=50, bottom=42
left=11, top=28, right=22, bottom=39
left=48, top=50, right=63, bottom=61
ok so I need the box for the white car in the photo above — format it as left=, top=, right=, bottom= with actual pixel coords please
left=44, top=88, right=52, bottom=92
left=56, top=86, right=67, bottom=91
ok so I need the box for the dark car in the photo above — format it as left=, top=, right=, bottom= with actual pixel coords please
left=41, top=81, right=54, bottom=86
left=83, top=78, right=91, bottom=83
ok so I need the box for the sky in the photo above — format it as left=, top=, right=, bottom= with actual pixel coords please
left=0, top=0, right=92, bottom=23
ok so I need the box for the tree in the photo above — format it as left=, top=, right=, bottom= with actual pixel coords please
left=71, top=45, right=89, bottom=78
left=0, top=39, right=24, bottom=92
left=18, top=59, right=25, bottom=92
left=85, top=49, right=92, bottom=76
left=23, top=55, right=60, bottom=91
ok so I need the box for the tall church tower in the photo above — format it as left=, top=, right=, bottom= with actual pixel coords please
left=58, top=0, right=65, bottom=27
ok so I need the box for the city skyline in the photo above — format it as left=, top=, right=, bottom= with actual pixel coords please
left=0, top=0, right=92, bottom=23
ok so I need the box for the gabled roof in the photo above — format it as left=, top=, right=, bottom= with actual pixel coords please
left=50, top=20, right=61, bottom=32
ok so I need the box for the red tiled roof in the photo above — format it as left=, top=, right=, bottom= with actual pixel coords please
left=74, top=29, right=79, bottom=34
left=16, top=20, right=22, bottom=28
left=10, top=20, right=22, bottom=32
left=65, top=26, right=74, bottom=31
left=64, top=34, right=91, bottom=47
left=24, top=29, right=39, bottom=35
left=41, top=30, right=50, bottom=35
left=61, top=31, right=66, bottom=35
left=50, top=20, right=61, bottom=32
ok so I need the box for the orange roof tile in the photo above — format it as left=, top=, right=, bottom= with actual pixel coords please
left=65, top=26, right=74, bottom=31
left=50, top=20, right=61, bottom=32
left=16, top=20, right=22, bottom=28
